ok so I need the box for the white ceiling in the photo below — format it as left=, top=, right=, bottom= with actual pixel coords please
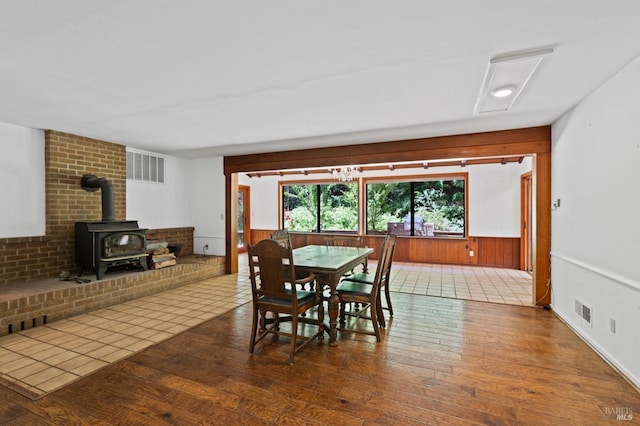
left=2, top=1, right=640, bottom=158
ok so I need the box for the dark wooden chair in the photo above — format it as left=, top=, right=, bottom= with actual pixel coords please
left=270, top=229, right=315, bottom=290
left=324, top=235, right=367, bottom=275
left=336, top=233, right=396, bottom=342
left=271, top=229, right=293, bottom=248
left=248, top=239, right=324, bottom=364
left=340, top=233, right=397, bottom=321
left=324, top=235, right=362, bottom=247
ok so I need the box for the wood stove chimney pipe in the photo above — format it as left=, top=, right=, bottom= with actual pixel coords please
left=81, top=174, right=116, bottom=222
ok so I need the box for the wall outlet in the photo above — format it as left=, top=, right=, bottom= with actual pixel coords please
left=469, top=250, right=474, bottom=257
left=610, top=318, right=616, bottom=334
left=204, top=244, right=209, bottom=251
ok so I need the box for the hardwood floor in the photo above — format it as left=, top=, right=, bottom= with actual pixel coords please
left=0, top=292, right=637, bottom=425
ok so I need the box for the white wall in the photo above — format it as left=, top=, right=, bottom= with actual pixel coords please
left=126, top=152, right=191, bottom=229
left=0, top=123, right=45, bottom=238
left=126, top=152, right=227, bottom=256
left=241, top=160, right=532, bottom=237
left=468, top=159, right=532, bottom=237
left=242, top=174, right=280, bottom=230
left=186, top=157, right=226, bottom=256
left=551, top=56, right=640, bottom=388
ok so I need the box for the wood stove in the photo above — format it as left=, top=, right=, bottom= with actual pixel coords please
left=74, top=174, right=149, bottom=280
left=75, top=221, right=148, bottom=280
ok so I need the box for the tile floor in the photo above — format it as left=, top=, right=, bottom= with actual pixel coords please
left=0, top=258, right=531, bottom=399
left=389, top=261, right=533, bottom=306
left=0, top=273, right=252, bottom=399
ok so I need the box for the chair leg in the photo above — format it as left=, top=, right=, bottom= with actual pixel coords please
left=369, top=298, right=381, bottom=342
left=289, top=315, right=298, bottom=365
left=317, top=297, right=325, bottom=340
left=250, top=305, right=259, bottom=354
left=384, top=284, right=394, bottom=317
left=339, top=301, right=347, bottom=326
left=376, top=297, right=386, bottom=328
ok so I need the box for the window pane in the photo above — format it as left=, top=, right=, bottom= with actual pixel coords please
left=366, top=182, right=409, bottom=234
left=414, top=179, right=465, bottom=237
left=319, top=183, right=358, bottom=232
left=366, top=178, right=465, bottom=237
left=282, top=182, right=358, bottom=232
left=282, top=184, right=317, bottom=231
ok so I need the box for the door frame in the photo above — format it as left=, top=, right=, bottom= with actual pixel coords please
left=520, top=171, right=533, bottom=272
left=237, top=185, right=251, bottom=253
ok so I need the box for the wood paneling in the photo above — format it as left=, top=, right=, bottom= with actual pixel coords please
left=249, top=229, right=272, bottom=245
left=476, top=236, right=520, bottom=269
left=251, top=230, right=519, bottom=269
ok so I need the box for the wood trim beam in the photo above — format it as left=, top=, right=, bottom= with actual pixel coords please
left=224, top=126, right=550, bottom=174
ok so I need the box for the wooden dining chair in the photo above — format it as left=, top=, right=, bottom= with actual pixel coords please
left=271, top=229, right=293, bottom=248
left=340, top=233, right=397, bottom=322
left=336, top=234, right=395, bottom=342
left=324, top=235, right=367, bottom=276
left=270, top=229, right=315, bottom=290
left=248, top=239, right=324, bottom=364
left=324, top=235, right=362, bottom=247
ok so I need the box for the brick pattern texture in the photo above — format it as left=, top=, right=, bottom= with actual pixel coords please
left=0, top=130, right=220, bottom=336
left=0, top=256, right=224, bottom=337
left=1, top=131, right=194, bottom=286
left=147, top=227, right=195, bottom=257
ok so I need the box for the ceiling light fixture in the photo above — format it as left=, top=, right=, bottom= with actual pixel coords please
left=474, top=46, right=554, bottom=114
left=491, top=85, right=516, bottom=98
left=331, top=166, right=360, bottom=182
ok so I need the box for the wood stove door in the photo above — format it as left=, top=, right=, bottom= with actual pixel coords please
left=103, top=232, right=145, bottom=259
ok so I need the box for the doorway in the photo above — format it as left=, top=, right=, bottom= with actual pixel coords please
left=237, top=185, right=251, bottom=253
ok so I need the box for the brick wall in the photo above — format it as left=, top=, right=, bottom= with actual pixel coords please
left=0, top=131, right=195, bottom=286
left=0, top=255, right=225, bottom=336
left=147, top=227, right=195, bottom=257
left=0, top=131, right=126, bottom=285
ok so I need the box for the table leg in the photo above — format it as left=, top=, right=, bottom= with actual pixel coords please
left=327, top=274, right=340, bottom=347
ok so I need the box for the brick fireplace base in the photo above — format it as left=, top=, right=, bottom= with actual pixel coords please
left=0, top=255, right=226, bottom=337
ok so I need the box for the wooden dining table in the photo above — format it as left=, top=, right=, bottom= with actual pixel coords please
left=292, top=244, right=374, bottom=346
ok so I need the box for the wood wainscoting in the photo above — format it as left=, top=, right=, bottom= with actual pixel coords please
left=250, top=230, right=520, bottom=269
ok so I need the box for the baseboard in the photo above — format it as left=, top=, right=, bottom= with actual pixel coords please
left=552, top=306, right=640, bottom=393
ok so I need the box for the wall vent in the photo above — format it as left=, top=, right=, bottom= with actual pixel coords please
left=126, top=149, right=165, bottom=184
left=574, top=299, right=592, bottom=326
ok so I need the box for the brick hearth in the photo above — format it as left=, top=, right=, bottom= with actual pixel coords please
left=0, top=255, right=225, bottom=337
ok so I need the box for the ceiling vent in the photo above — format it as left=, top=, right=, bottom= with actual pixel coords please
left=474, top=47, right=554, bottom=114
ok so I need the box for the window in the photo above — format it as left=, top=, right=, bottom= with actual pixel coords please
left=126, top=149, right=165, bottom=183
left=281, top=182, right=358, bottom=233
left=366, top=174, right=466, bottom=237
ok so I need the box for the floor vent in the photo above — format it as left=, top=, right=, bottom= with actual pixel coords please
left=6, top=315, right=47, bottom=335
left=574, top=299, right=592, bottom=326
